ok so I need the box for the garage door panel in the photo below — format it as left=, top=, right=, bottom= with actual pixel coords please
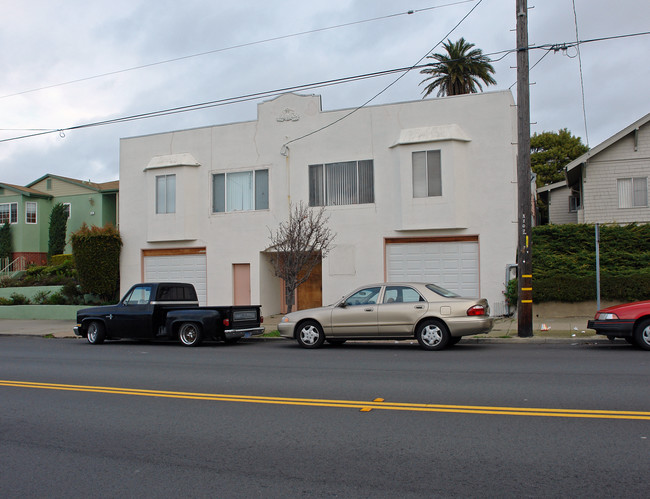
left=144, top=254, right=207, bottom=305
left=386, top=241, right=479, bottom=298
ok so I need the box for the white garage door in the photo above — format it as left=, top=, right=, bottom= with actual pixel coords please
left=144, top=254, right=207, bottom=305
left=386, top=241, right=479, bottom=298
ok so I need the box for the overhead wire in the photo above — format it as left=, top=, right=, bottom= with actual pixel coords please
left=282, top=0, right=485, bottom=149
left=572, top=0, right=589, bottom=146
left=2, top=30, right=649, bottom=144
left=0, top=1, right=476, bottom=101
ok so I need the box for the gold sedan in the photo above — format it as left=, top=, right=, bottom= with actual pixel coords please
left=278, top=282, right=493, bottom=350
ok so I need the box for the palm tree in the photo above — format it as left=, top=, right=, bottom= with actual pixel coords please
left=419, top=38, right=496, bottom=97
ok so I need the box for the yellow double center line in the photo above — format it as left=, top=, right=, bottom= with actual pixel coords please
left=2, top=380, right=649, bottom=420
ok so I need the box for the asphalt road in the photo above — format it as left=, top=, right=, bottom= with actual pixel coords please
left=1, top=336, right=649, bottom=498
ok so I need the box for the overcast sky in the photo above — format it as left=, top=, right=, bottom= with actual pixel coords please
left=1, top=0, right=648, bottom=186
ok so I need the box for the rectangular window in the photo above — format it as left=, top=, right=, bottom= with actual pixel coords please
left=0, top=202, right=18, bottom=224
left=412, top=150, right=442, bottom=198
left=25, top=202, right=37, bottom=224
left=308, top=160, right=374, bottom=207
left=156, top=174, right=176, bottom=214
left=212, top=169, right=269, bottom=213
left=63, top=203, right=71, bottom=219
left=618, top=177, right=648, bottom=208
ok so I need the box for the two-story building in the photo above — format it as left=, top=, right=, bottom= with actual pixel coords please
left=0, top=174, right=119, bottom=266
left=119, top=91, right=518, bottom=314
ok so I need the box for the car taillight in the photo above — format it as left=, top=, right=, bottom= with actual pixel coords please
left=260, top=316, right=264, bottom=323
left=223, top=319, right=230, bottom=327
left=467, top=305, right=486, bottom=316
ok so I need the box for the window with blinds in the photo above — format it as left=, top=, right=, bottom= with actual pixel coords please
left=308, top=160, right=374, bottom=207
left=212, top=169, right=269, bottom=213
left=617, top=177, right=648, bottom=208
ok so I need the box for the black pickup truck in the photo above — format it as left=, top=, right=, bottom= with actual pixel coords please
left=74, top=282, right=264, bottom=346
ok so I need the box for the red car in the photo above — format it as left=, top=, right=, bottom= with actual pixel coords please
left=587, top=300, right=650, bottom=350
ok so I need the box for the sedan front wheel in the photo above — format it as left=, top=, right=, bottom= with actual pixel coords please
left=416, top=319, right=450, bottom=351
left=296, top=320, right=325, bottom=349
left=633, top=319, right=650, bottom=350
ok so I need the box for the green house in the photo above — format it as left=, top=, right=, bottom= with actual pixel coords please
left=0, top=174, right=118, bottom=266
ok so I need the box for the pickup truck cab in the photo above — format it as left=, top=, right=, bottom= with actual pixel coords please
left=74, top=282, right=264, bottom=346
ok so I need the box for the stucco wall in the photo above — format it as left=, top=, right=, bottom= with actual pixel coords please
left=119, top=91, right=518, bottom=314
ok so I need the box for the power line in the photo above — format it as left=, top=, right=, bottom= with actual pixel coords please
left=2, top=29, right=649, bottom=144
left=572, top=0, right=589, bottom=147
left=282, top=0, right=485, bottom=149
left=0, top=1, right=476, bottom=101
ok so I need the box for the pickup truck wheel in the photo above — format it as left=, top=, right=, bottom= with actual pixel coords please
left=633, top=319, right=650, bottom=350
left=296, top=320, right=325, bottom=349
left=86, top=321, right=105, bottom=345
left=179, top=322, right=203, bottom=347
left=416, top=319, right=450, bottom=351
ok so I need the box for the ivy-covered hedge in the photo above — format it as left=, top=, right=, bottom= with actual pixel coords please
left=510, top=224, right=650, bottom=303
left=71, top=224, right=122, bottom=301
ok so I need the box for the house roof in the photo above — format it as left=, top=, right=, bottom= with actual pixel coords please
left=0, top=182, right=52, bottom=198
left=565, top=112, right=650, bottom=183
left=26, top=174, right=119, bottom=192
left=536, top=180, right=568, bottom=194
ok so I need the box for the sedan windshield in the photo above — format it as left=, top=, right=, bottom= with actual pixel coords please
left=426, top=283, right=459, bottom=298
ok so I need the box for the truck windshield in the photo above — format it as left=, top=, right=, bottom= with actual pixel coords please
left=123, top=285, right=152, bottom=305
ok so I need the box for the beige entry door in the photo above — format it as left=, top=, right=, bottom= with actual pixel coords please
left=233, top=264, right=251, bottom=305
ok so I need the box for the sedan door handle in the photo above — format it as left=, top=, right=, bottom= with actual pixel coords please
left=414, top=305, right=424, bottom=309
left=364, top=308, right=374, bottom=312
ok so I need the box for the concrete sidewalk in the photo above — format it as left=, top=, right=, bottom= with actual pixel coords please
left=0, top=315, right=608, bottom=344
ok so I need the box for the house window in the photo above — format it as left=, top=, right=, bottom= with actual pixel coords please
left=25, top=202, right=37, bottom=224
left=618, top=177, right=648, bottom=208
left=308, top=160, right=374, bottom=207
left=156, top=174, right=176, bottom=214
left=212, top=169, right=269, bottom=213
left=0, top=202, right=18, bottom=224
left=412, top=150, right=442, bottom=198
left=63, top=203, right=71, bottom=219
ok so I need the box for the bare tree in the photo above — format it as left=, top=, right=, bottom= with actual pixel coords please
left=268, top=202, right=335, bottom=313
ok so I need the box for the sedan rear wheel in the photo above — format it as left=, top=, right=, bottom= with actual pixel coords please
left=296, top=320, right=325, bottom=349
left=633, top=319, right=650, bottom=350
left=416, top=319, right=450, bottom=351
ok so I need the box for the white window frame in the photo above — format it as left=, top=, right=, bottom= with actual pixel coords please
left=617, top=177, right=648, bottom=208
left=25, top=202, right=37, bottom=224
left=212, top=169, right=269, bottom=213
left=412, top=150, right=442, bottom=198
left=0, top=202, right=18, bottom=225
left=156, top=174, right=176, bottom=214
left=308, top=160, right=374, bottom=207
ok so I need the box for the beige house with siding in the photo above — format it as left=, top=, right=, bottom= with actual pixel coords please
left=543, top=113, right=650, bottom=225
left=118, top=91, right=518, bottom=315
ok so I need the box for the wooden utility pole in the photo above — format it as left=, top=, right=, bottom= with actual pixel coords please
left=516, top=0, right=533, bottom=337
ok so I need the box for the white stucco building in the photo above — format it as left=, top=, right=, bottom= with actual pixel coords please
left=119, top=91, right=518, bottom=315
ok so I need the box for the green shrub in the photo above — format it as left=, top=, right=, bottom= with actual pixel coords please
left=71, top=223, right=122, bottom=301
left=530, top=224, right=650, bottom=303
left=46, top=292, right=67, bottom=305
left=0, top=297, right=12, bottom=305
left=50, top=254, right=73, bottom=266
left=9, top=293, right=29, bottom=305
left=32, top=290, right=52, bottom=305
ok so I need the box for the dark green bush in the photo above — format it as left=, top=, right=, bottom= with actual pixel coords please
left=528, top=224, right=650, bottom=303
left=71, top=223, right=122, bottom=301
left=9, top=292, right=29, bottom=305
